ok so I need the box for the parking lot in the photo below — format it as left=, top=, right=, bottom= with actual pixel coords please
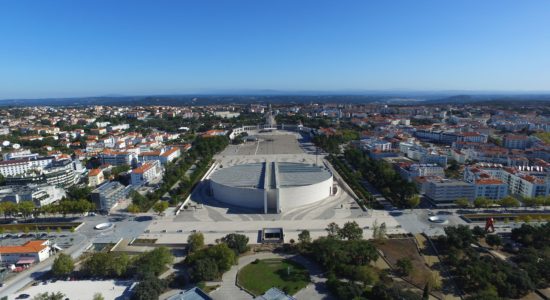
left=9, top=279, right=134, bottom=300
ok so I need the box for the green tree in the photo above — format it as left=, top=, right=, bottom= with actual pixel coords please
left=190, top=257, right=219, bottom=281
left=127, top=203, right=141, bottom=214
left=325, top=222, right=341, bottom=239
left=422, top=282, right=430, bottom=300
left=485, top=234, right=502, bottom=249
left=51, top=253, right=74, bottom=277
left=396, top=257, right=413, bottom=276
left=454, top=198, right=471, bottom=208
left=298, top=230, right=311, bottom=245
left=18, top=201, right=35, bottom=219
left=92, top=293, right=105, bottom=300
left=135, top=247, right=173, bottom=277
left=32, top=292, right=65, bottom=300
left=187, top=232, right=205, bottom=253
left=407, top=194, right=421, bottom=209
left=221, top=233, right=249, bottom=255
left=339, top=221, right=363, bottom=240
left=498, top=196, right=520, bottom=208
left=474, top=197, right=491, bottom=209
left=131, top=274, right=167, bottom=300
left=152, top=201, right=169, bottom=215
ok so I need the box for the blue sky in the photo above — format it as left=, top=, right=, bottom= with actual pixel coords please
left=1, top=0, right=550, bottom=98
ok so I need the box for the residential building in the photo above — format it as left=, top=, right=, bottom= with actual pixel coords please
left=100, top=150, right=138, bottom=166
left=131, top=160, right=163, bottom=186
left=88, top=169, right=105, bottom=187
left=473, top=179, right=508, bottom=200
left=425, top=178, right=476, bottom=206
left=503, top=134, right=529, bottom=150
left=0, top=156, right=54, bottom=177
left=398, top=163, right=445, bottom=182
left=465, top=164, right=550, bottom=198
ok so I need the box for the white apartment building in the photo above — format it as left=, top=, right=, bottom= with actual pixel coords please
left=100, top=150, right=138, bottom=166
left=398, top=163, right=445, bottom=182
left=131, top=160, right=163, bottom=186
left=0, top=156, right=54, bottom=177
left=465, top=164, right=550, bottom=198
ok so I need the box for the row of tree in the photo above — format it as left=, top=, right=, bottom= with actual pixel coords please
left=130, top=135, right=229, bottom=211
left=344, top=148, right=419, bottom=208
left=328, top=155, right=376, bottom=208
left=454, top=195, right=550, bottom=209
left=0, top=198, right=95, bottom=219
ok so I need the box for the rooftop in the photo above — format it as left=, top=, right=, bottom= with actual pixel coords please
left=0, top=240, right=48, bottom=254
left=210, top=162, right=332, bottom=189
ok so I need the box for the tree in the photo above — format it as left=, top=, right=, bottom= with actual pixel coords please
left=396, top=257, right=413, bottom=276
left=221, top=233, right=249, bottom=254
left=135, top=247, right=173, bottom=277
left=472, top=226, right=486, bottom=238
left=92, top=293, right=105, bottom=300
left=131, top=274, right=167, bottom=300
left=339, top=221, right=363, bottom=240
left=51, top=253, right=74, bottom=277
left=187, top=232, right=205, bottom=253
left=191, top=257, right=219, bottom=281
left=474, top=197, right=492, bottom=209
left=325, top=222, right=341, bottom=239
left=407, top=194, right=421, bottom=209
left=378, top=222, right=387, bottom=240
left=422, top=282, right=430, bottom=300
left=152, top=201, right=169, bottom=215
left=298, top=230, right=311, bottom=245
left=18, top=201, right=35, bottom=219
left=485, top=234, right=502, bottom=249
left=454, top=198, right=471, bottom=208
left=522, top=197, right=537, bottom=208
left=32, top=292, right=65, bottom=300
left=498, top=196, right=520, bottom=208
left=127, top=203, right=141, bottom=214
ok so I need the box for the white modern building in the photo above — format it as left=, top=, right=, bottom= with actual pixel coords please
left=131, top=160, right=163, bottom=186
left=425, top=178, right=476, bottom=206
left=209, top=162, right=333, bottom=213
left=465, top=164, right=550, bottom=198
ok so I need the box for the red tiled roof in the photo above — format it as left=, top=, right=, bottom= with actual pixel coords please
left=0, top=240, right=48, bottom=254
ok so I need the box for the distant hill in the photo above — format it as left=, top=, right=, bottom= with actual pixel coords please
left=1, top=92, right=549, bottom=107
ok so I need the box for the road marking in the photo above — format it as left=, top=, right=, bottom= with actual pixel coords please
left=254, top=140, right=260, bottom=155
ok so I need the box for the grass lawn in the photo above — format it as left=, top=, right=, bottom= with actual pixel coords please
left=237, top=259, right=310, bottom=296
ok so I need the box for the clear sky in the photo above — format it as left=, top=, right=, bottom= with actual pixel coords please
left=1, top=0, right=550, bottom=98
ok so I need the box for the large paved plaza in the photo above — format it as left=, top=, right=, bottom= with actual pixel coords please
left=140, top=131, right=406, bottom=244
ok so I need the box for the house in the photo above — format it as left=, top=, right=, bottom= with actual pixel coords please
left=88, top=168, right=105, bottom=187
left=0, top=240, right=51, bottom=265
